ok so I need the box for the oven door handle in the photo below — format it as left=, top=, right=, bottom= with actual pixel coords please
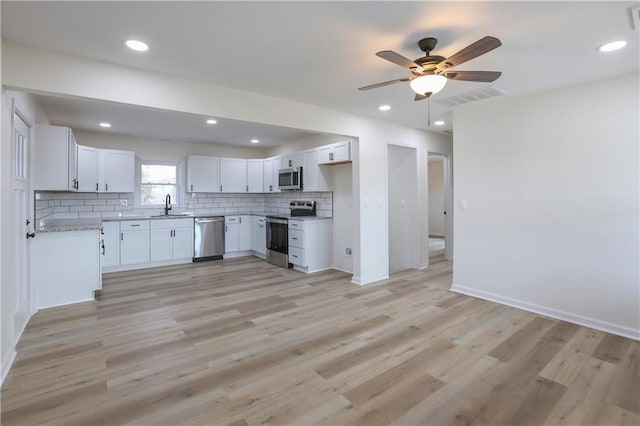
left=266, top=217, right=289, bottom=225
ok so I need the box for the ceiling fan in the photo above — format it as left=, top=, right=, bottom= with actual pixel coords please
left=359, top=36, right=503, bottom=100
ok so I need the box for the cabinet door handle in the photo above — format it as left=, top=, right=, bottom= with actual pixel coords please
left=220, top=185, right=222, bottom=192
left=225, top=225, right=228, bottom=232
left=120, top=232, right=123, bottom=241
left=96, top=183, right=99, bottom=191
left=191, top=184, right=193, bottom=192
left=105, top=183, right=109, bottom=192
left=246, top=185, right=248, bottom=192
left=269, top=185, right=272, bottom=192
left=131, top=224, right=140, bottom=227
left=101, top=240, right=105, bottom=255
left=291, top=237, right=297, bottom=240
left=239, top=217, right=242, bottom=224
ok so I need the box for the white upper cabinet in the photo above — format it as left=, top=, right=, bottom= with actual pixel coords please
left=220, top=158, right=247, bottom=192
left=187, top=155, right=220, bottom=193
left=303, top=149, right=319, bottom=192
left=318, top=141, right=351, bottom=164
left=280, top=153, right=303, bottom=169
left=263, top=158, right=275, bottom=192
left=246, top=159, right=263, bottom=193
left=76, top=147, right=134, bottom=193
left=34, top=124, right=78, bottom=191
left=101, top=149, right=135, bottom=192
left=77, top=145, right=100, bottom=192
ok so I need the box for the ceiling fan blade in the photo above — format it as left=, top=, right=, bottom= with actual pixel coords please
left=436, top=36, right=502, bottom=71
left=376, top=50, right=424, bottom=71
left=444, top=70, right=502, bottom=82
left=358, top=77, right=411, bottom=91
left=415, top=93, right=431, bottom=101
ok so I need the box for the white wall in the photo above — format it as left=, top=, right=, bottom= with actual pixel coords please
left=452, top=72, right=640, bottom=339
left=2, top=42, right=452, bottom=285
left=1, top=90, right=49, bottom=382
left=428, top=157, right=445, bottom=237
left=332, top=163, right=354, bottom=273
left=388, top=145, right=418, bottom=273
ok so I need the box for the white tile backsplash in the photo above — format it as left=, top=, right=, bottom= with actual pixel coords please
left=35, top=190, right=333, bottom=221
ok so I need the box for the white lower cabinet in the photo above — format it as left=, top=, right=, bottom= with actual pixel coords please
left=288, top=219, right=332, bottom=272
left=33, top=230, right=101, bottom=309
left=101, top=221, right=120, bottom=267
left=251, top=216, right=266, bottom=255
left=120, top=220, right=150, bottom=265
left=150, top=218, right=194, bottom=262
left=225, top=215, right=251, bottom=253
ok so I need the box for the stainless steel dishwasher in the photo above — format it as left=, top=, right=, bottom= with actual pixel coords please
left=193, top=216, right=225, bottom=261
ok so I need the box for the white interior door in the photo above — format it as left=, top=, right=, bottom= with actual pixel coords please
left=13, top=111, right=32, bottom=334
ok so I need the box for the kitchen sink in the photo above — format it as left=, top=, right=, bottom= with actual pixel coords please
left=150, top=213, right=193, bottom=218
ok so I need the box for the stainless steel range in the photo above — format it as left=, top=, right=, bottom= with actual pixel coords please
left=289, top=200, right=316, bottom=217
left=266, top=200, right=316, bottom=268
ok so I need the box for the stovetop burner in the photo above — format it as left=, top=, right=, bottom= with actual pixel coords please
left=289, top=200, right=316, bottom=217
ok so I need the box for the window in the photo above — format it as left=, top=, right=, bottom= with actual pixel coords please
left=140, top=162, right=178, bottom=206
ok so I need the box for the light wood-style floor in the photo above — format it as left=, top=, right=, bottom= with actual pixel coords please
left=2, top=257, right=638, bottom=425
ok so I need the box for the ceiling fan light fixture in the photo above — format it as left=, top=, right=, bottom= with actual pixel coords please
left=409, top=74, right=447, bottom=96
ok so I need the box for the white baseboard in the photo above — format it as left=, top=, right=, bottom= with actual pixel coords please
left=103, top=257, right=193, bottom=273
left=451, top=283, right=640, bottom=341
left=351, top=274, right=389, bottom=286
left=1, top=349, right=17, bottom=386
left=331, top=266, right=354, bottom=275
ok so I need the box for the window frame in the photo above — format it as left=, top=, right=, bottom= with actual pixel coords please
left=135, top=158, right=183, bottom=209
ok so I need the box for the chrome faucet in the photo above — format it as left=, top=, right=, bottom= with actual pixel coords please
left=164, top=194, right=172, bottom=215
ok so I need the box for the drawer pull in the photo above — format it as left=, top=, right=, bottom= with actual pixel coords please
left=131, top=224, right=140, bottom=227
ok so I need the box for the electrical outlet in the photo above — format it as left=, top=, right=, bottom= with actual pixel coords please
left=35, top=193, right=41, bottom=200
left=345, top=247, right=352, bottom=256
left=119, top=199, right=127, bottom=206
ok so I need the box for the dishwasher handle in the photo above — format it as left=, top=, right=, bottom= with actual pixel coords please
left=195, top=217, right=224, bottom=224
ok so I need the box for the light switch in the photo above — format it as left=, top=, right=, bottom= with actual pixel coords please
left=459, top=199, right=467, bottom=209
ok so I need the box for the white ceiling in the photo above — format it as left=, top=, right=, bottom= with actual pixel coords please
left=32, top=94, right=318, bottom=147
left=2, top=1, right=638, bottom=143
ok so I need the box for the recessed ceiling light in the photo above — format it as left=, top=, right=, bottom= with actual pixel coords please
left=125, top=39, right=149, bottom=52
left=250, top=139, right=260, bottom=144
left=206, top=119, right=217, bottom=125
left=378, top=105, right=391, bottom=111
left=99, top=122, right=111, bottom=128
left=434, top=120, right=445, bottom=126
left=597, top=40, right=626, bottom=52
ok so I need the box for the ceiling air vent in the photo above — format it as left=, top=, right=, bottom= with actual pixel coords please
left=632, top=7, right=640, bottom=31
left=434, top=86, right=507, bottom=108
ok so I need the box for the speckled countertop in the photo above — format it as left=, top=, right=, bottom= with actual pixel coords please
left=36, top=218, right=104, bottom=233
left=37, top=213, right=331, bottom=232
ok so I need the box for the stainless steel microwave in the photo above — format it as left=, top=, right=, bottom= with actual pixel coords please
left=278, top=167, right=302, bottom=190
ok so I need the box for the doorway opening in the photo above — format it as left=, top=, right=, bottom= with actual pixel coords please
left=388, top=144, right=419, bottom=274
left=428, top=153, right=451, bottom=264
